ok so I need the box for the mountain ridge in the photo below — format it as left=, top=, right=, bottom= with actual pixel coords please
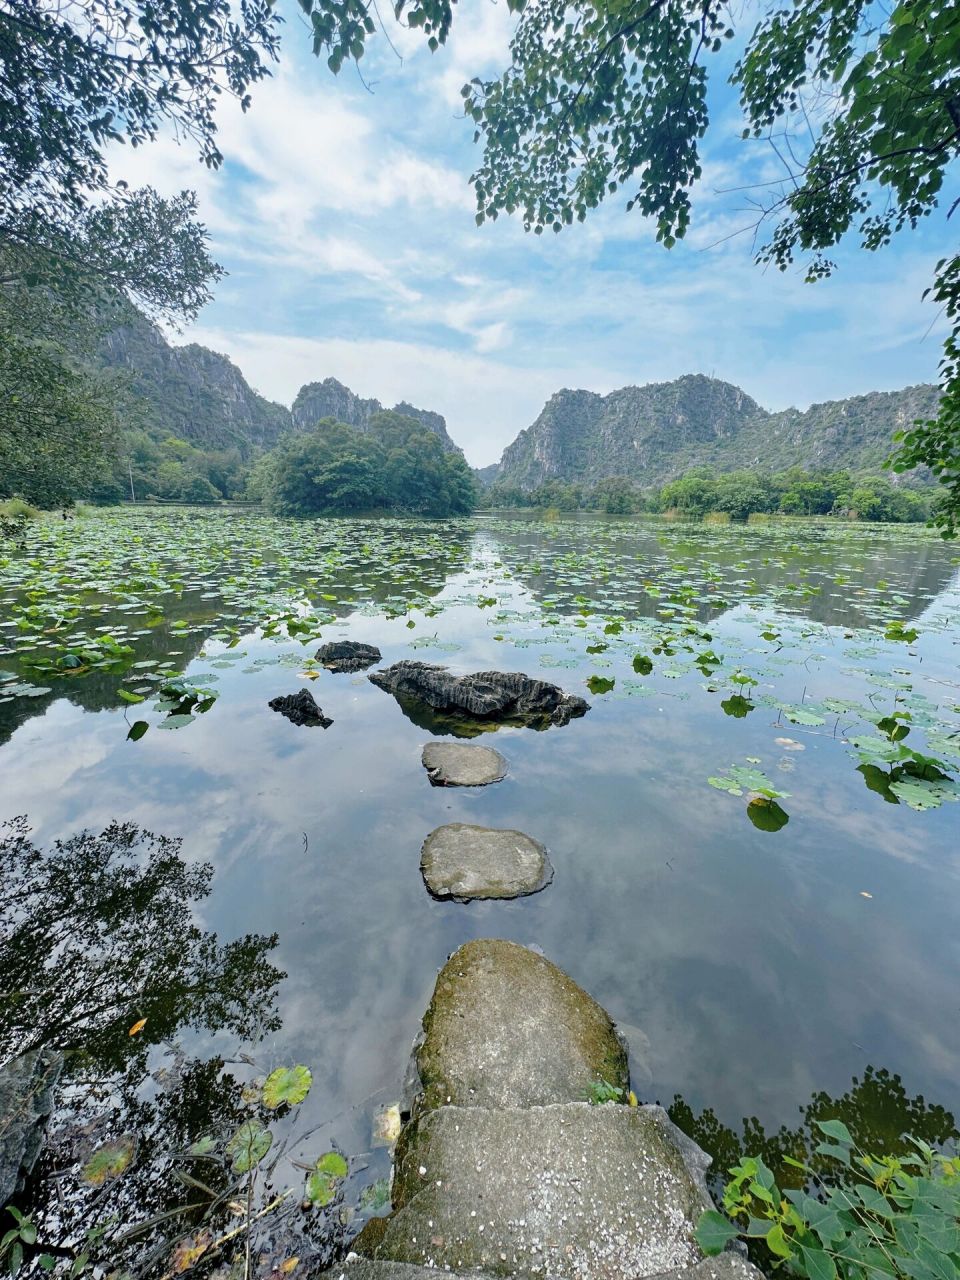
left=489, top=374, right=938, bottom=488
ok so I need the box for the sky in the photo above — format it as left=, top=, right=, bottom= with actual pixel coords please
left=110, top=1, right=950, bottom=467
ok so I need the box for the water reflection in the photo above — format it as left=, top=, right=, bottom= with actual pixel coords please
left=0, top=818, right=348, bottom=1278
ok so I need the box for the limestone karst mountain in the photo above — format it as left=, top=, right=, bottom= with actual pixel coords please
left=485, top=374, right=939, bottom=489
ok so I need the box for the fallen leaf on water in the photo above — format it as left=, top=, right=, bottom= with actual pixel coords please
left=128, top=1017, right=147, bottom=1036
left=860, top=891, right=873, bottom=899
left=373, top=1104, right=402, bottom=1148
left=774, top=737, right=805, bottom=752
left=172, top=1232, right=211, bottom=1274
left=280, top=1258, right=300, bottom=1273
left=628, top=1091, right=638, bottom=1107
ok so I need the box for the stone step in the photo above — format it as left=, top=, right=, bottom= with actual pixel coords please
left=415, top=940, right=627, bottom=1111
left=376, top=1101, right=714, bottom=1280
left=421, top=742, right=508, bottom=786
left=420, top=826, right=553, bottom=902
left=319, top=1253, right=764, bottom=1280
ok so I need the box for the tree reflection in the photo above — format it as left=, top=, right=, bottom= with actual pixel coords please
left=0, top=818, right=344, bottom=1278
left=669, top=1065, right=958, bottom=1196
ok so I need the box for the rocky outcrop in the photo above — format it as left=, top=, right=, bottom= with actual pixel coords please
left=292, top=379, right=461, bottom=454
left=0, top=1049, right=62, bottom=1205
left=369, top=663, right=589, bottom=730
left=421, top=742, right=508, bottom=787
left=419, top=826, right=552, bottom=901
left=100, top=314, right=292, bottom=452
left=492, top=374, right=940, bottom=489
left=268, top=689, right=333, bottom=727
left=316, top=641, right=382, bottom=673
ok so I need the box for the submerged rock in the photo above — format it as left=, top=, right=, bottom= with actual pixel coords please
left=421, top=742, right=507, bottom=787
left=268, top=689, right=333, bottom=727
left=0, top=1049, right=62, bottom=1205
left=369, top=662, right=589, bottom=730
left=420, top=825, right=552, bottom=903
left=415, top=939, right=627, bottom=1111
left=383, top=1102, right=713, bottom=1278
left=316, top=641, right=382, bottom=673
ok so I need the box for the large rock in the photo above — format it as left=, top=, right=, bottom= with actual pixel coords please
left=318, top=1253, right=764, bottom=1280
left=380, top=1102, right=713, bottom=1279
left=0, top=1049, right=62, bottom=1205
left=420, top=825, right=552, bottom=903
left=369, top=663, right=589, bottom=730
left=268, top=689, right=333, bottom=727
left=422, top=742, right=508, bottom=787
left=415, top=940, right=627, bottom=1111
left=316, top=641, right=382, bottom=673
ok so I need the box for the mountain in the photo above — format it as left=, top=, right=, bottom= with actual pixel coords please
left=100, top=314, right=292, bottom=454
left=292, top=377, right=461, bottom=453
left=490, top=375, right=939, bottom=488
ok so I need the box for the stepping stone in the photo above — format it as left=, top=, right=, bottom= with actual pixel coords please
left=420, top=826, right=552, bottom=904
left=415, top=940, right=627, bottom=1110
left=421, top=742, right=507, bottom=787
left=316, top=641, right=382, bottom=672
left=380, top=1102, right=714, bottom=1279
left=323, top=1257, right=763, bottom=1280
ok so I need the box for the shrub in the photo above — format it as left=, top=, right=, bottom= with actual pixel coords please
left=696, top=1120, right=960, bottom=1280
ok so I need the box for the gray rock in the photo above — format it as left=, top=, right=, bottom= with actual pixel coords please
left=319, top=1260, right=500, bottom=1280
left=649, top=1255, right=766, bottom=1280
left=369, top=663, right=589, bottom=730
left=0, top=1049, right=62, bottom=1205
left=316, top=641, right=382, bottom=673
left=420, top=826, right=552, bottom=903
left=268, top=689, right=333, bottom=727
left=415, top=940, right=627, bottom=1110
left=421, top=743, right=508, bottom=787
left=380, top=1102, right=713, bottom=1279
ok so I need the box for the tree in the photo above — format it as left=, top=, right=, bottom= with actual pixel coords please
left=306, top=0, right=960, bottom=532
left=0, top=0, right=280, bottom=236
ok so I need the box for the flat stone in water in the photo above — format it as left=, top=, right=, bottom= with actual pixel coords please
left=381, top=1102, right=714, bottom=1279
left=420, top=825, right=552, bottom=903
left=415, top=939, right=627, bottom=1110
left=421, top=742, right=507, bottom=787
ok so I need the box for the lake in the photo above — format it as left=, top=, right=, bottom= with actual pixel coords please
left=2, top=508, right=959, bottom=1269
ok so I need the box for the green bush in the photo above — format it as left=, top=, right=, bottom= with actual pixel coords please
left=696, top=1121, right=960, bottom=1280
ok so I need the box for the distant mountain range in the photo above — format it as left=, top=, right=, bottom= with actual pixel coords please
left=486, top=374, right=939, bottom=489
left=99, top=313, right=460, bottom=455
left=100, top=315, right=937, bottom=486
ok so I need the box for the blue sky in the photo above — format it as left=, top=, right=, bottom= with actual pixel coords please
left=112, top=2, right=950, bottom=466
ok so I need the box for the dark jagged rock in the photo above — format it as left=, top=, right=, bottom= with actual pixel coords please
left=316, top=641, right=382, bottom=673
left=268, top=689, right=333, bottom=727
left=369, top=662, right=589, bottom=730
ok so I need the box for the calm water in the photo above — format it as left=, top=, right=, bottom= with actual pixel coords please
left=2, top=509, right=959, bottom=1260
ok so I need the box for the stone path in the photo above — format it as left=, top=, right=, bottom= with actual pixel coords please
left=324, top=941, right=762, bottom=1280
left=420, top=826, right=553, bottom=902
left=422, top=742, right=508, bottom=787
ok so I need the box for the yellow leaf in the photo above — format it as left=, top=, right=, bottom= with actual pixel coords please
left=172, top=1234, right=211, bottom=1274
left=128, top=1017, right=147, bottom=1036
left=280, top=1259, right=300, bottom=1274
left=628, top=1091, right=638, bottom=1107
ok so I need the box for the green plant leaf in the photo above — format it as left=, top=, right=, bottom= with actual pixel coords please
left=263, top=1065, right=312, bottom=1109
left=816, top=1118, right=854, bottom=1146
left=586, top=675, right=615, bottom=694
left=226, top=1121, right=272, bottom=1172
left=82, top=1137, right=135, bottom=1186
left=694, top=1210, right=739, bottom=1256
left=315, top=1151, right=348, bottom=1177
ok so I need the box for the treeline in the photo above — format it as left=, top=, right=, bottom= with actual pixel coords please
left=248, top=412, right=477, bottom=516
left=482, top=467, right=931, bottom=522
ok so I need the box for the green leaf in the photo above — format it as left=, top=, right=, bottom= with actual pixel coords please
left=226, top=1121, right=272, bottom=1172
left=586, top=675, right=615, bottom=694
left=815, top=1118, right=854, bottom=1146
left=765, top=1223, right=793, bottom=1259
left=315, top=1151, right=348, bottom=1178
left=263, top=1065, right=312, bottom=1109
left=126, top=720, right=149, bottom=741
left=117, top=689, right=145, bottom=704
left=746, top=797, right=789, bottom=832
left=82, top=1137, right=135, bottom=1186
left=801, top=1246, right=836, bottom=1280
left=694, top=1210, right=739, bottom=1256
